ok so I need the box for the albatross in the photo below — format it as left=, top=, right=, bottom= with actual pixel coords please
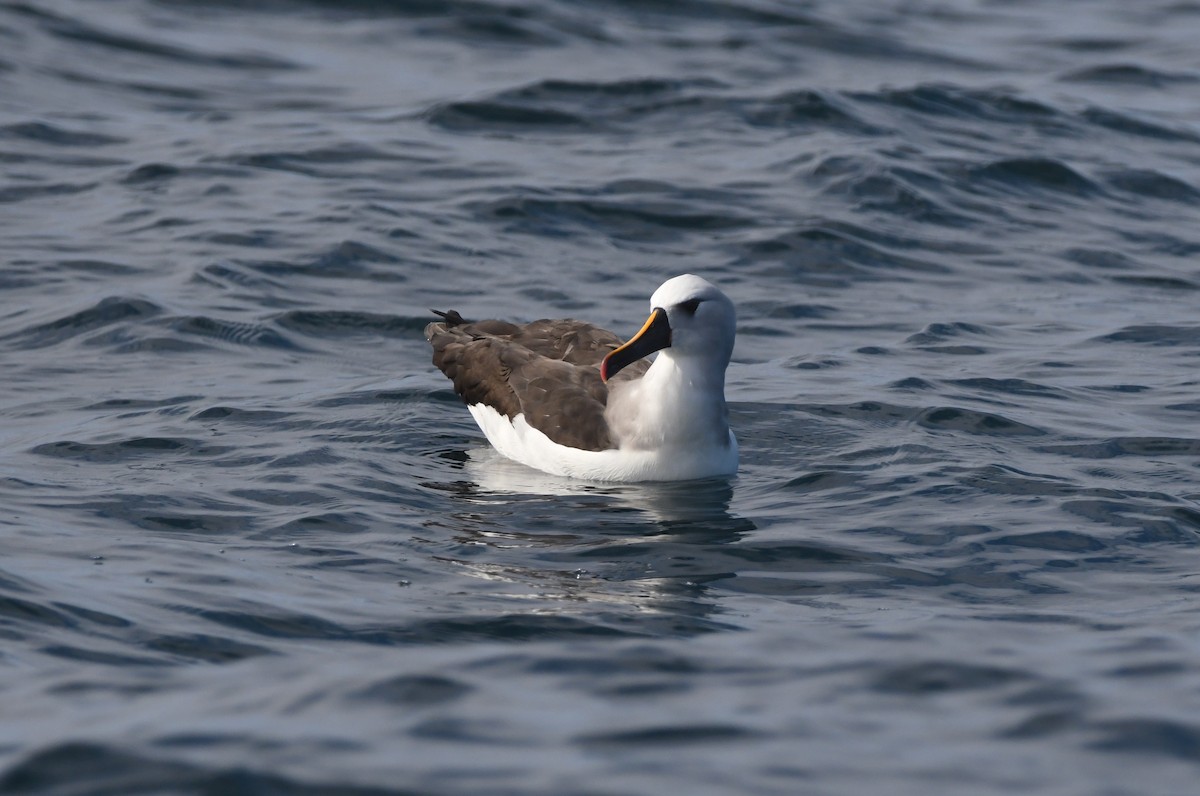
left=425, top=274, right=736, bottom=482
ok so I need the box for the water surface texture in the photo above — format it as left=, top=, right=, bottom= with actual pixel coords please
left=4, top=1, right=1200, bottom=794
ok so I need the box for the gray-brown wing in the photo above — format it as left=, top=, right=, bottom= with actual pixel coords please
left=508, top=319, right=651, bottom=384
left=503, top=353, right=614, bottom=451
left=427, top=315, right=642, bottom=452
left=427, top=320, right=522, bottom=419
left=509, top=319, right=624, bottom=367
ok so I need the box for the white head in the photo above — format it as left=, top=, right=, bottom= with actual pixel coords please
left=601, top=274, right=736, bottom=382
left=649, top=274, right=736, bottom=365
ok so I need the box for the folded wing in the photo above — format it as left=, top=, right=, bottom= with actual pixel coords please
left=426, top=312, right=648, bottom=452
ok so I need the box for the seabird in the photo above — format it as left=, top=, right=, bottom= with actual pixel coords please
left=425, top=274, right=737, bottom=482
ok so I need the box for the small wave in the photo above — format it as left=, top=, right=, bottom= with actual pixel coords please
left=144, top=633, right=273, bottom=664
left=742, top=90, right=881, bottom=134
left=1102, top=168, right=1200, bottom=204
left=782, top=470, right=862, bottom=493
left=811, top=159, right=978, bottom=227
left=858, top=84, right=1060, bottom=127
left=576, top=724, right=760, bottom=748
left=259, top=512, right=372, bottom=539
left=804, top=400, right=917, bottom=424
left=1081, top=107, right=1200, bottom=143
left=967, top=158, right=1101, bottom=198
left=1061, top=499, right=1200, bottom=544
left=1113, top=229, right=1200, bottom=258
left=25, top=6, right=298, bottom=70
left=1109, top=275, right=1199, bottom=291
left=274, top=310, right=430, bottom=338
left=82, top=395, right=202, bottom=411
left=30, top=437, right=234, bottom=463
left=0, top=595, right=77, bottom=631
left=1089, top=718, right=1200, bottom=762
left=0, top=121, right=125, bottom=147
left=418, top=12, right=571, bottom=48
left=193, top=261, right=283, bottom=290
left=189, top=406, right=292, bottom=423
left=4, top=297, right=161, bottom=349
left=956, top=464, right=1078, bottom=498
left=916, top=406, right=1045, bottom=437
left=166, top=316, right=300, bottom=350
left=222, top=143, right=424, bottom=178
left=243, top=241, right=407, bottom=281
left=947, top=377, right=1070, bottom=401
left=1061, top=64, right=1200, bottom=88
left=0, top=181, right=97, bottom=205
left=905, top=321, right=994, bottom=354
left=120, top=163, right=182, bottom=185
left=872, top=661, right=1029, bottom=694
left=350, top=674, right=472, bottom=706
left=47, top=67, right=213, bottom=104
left=733, top=223, right=951, bottom=287
left=41, top=644, right=165, bottom=668
left=0, top=742, right=390, bottom=796
left=195, top=608, right=640, bottom=644
left=428, top=100, right=590, bottom=131
left=1042, top=437, right=1200, bottom=458
left=428, top=79, right=884, bottom=139
left=1046, top=36, right=1139, bottom=53
left=472, top=194, right=754, bottom=243
left=1061, top=247, right=1137, bottom=271
left=427, top=77, right=726, bottom=134
left=1097, top=325, right=1200, bottom=346
left=56, top=259, right=144, bottom=277
left=1001, top=709, right=1086, bottom=740
left=987, top=531, right=1107, bottom=553
left=588, top=0, right=820, bottom=27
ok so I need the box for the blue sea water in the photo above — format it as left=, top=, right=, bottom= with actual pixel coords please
left=3, top=0, right=1200, bottom=793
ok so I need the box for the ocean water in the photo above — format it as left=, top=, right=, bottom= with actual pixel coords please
left=3, top=0, right=1200, bottom=793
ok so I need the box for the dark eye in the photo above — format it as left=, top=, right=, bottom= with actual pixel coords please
left=679, top=298, right=701, bottom=316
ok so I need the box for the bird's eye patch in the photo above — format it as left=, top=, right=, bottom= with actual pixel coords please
left=679, top=298, right=701, bottom=315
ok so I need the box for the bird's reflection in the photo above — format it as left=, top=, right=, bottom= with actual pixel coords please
left=457, top=447, right=756, bottom=543
left=417, top=448, right=758, bottom=627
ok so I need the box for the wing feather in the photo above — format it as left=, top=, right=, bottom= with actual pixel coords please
left=426, top=314, right=649, bottom=452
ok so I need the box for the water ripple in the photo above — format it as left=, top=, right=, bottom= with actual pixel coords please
left=5, top=0, right=1200, bottom=793
left=5, top=298, right=162, bottom=349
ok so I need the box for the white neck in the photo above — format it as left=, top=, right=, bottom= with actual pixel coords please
left=605, top=351, right=730, bottom=451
